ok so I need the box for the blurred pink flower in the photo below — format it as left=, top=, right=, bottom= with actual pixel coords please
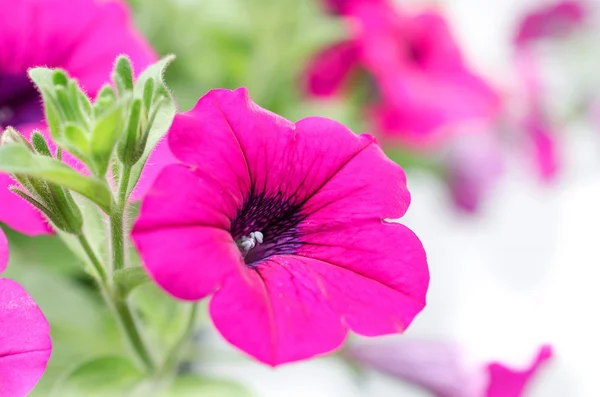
left=0, top=0, right=169, bottom=236
left=133, top=88, right=429, bottom=366
left=349, top=340, right=552, bottom=397
left=514, top=1, right=585, bottom=47
left=321, top=0, right=387, bottom=15
left=0, top=230, right=52, bottom=397
left=306, top=40, right=358, bottom=97
left=306, top=2, right=500, bottom=148
left=446, top=124, right=504, bottom=213
left=486, top=345, right=553, bottom=397
left=511, top=1, right=585, bottom=181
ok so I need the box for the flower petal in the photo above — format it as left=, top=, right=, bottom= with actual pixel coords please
left=132, top=225, right=244, bottom=301
left=0, top=174, right=51, bottom=236
left=0, top=278, right=51, bottom=397
left=210, top=258, right=347, bottom=365
left=305, top=40, right=358, bottom=97
left=286, top=133, right=427, bottom=332
left=297, top=221, right=427, bottom=335
left=486, top=345, right=553, bottom=397
left=514, top=1, right=585, bottom=46
left=348, top=339, right=486, bottom=397
left=133, top=164, right=242, bottom=233
left=174, top=88, right=384, bottom=205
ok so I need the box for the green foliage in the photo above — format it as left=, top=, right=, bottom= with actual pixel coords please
left=0, top=144, right=112, bottom=214
left=51, top=356, right=144, bottom=397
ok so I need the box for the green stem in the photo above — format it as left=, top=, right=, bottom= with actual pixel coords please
left=111, top=296, right=156, bottom=372
left=110, top=211, right=125, bottom=272
left=118, top=164, right=132, bottom=208
left=111, top=164, right=132, bottom=272
left=77, top=235, right=107, bottom=282
left=161, top=304, right=199, bottom=375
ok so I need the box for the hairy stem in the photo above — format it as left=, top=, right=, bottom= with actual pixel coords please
left=77, top=235, right=107, bottom=282
left=111, top=164, right=131, bottom=272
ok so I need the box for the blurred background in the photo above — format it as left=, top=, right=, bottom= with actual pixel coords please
left=4, top=0, right=600, bottom=395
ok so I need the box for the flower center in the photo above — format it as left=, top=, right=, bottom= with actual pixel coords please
left=230, top=192, right=305, bottom=268
left=0, top=74, right=44, bottom=128
left=236, top=231, right=264, bottom=256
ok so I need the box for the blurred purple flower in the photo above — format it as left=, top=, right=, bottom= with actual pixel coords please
left=348, top=339, right=552, bottom=397
left=306, top=2, right=500, bottom=149
left=514, top=1, right=585, bottom=47
left=446, top=124, right=504, bottom=213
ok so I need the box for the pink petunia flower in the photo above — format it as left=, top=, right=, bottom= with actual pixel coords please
left=0, top=0, right=169, bottom=236
left=132, top=88, right=429, bottom=366
left=348, top=339, right=552, bottom=397
left=511, top=1, right=585, bottom=181
left=0, top=230, right=52, bottom=397
left=306, top=2, right=500, bottom=149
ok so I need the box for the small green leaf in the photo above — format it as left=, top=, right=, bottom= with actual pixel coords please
left=90, top=104, right=124, bottom=177
left=113, top=267, right=150, bottom=297
left=115, top=56, right=135, bottom=93
left=118, top=98, right=143, bottom=165
left=52, top=70, right=69, bottom=87
left=52, top=356, right=143, bottom=397
left=29, top=67, right=67, bottom=140
left=64, top=123, right=90, bottom=160
left=142, top=77, right=155, bottom=112
left=94, top=84, right=118, bottom=117
left=127, top=55, right=176, bottom=196
left=31, top=132, right=52, bottom=157
left=160, top=376, right=253, bottom=397
left=0, top=145, right=112, bottom=212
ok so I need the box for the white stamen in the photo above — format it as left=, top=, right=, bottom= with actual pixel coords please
left=238, top=231, right=264, bottom=255
left=252, top=231, right=264, bottom=244
left=241, top=240, right=255, bottom=252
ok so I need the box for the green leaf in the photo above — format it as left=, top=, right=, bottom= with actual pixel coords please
left=115, top=56, right=135, bottom=93
left=31, top=132, right=53, bottom=157
left=94, top=84, right=118, bottom=117
left=52, top=356, right=143, bottom=397
left=127, top=55, right=177, bottom=196
left=160, top=376, right=253, bottom=397
left=118, top=98, right=143, bottom=165
left=113, top=267, right=150, bottom=297
left=28, top=68, right=73, bottom=142
left=64, top=122, right=90, bottom=159
left=0, top=144, right=112, bottom=212
left=90, top=103, right=124, bottom=177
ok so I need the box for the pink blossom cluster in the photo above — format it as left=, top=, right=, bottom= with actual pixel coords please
left=307, top=0, right=586, bottom=212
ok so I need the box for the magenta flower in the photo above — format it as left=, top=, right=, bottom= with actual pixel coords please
left=133, top=88, right=429, bottom=365
left=511, top=1, right=585, bottom=181
left=306, top=3, right=500, bottom=148
left=0, top=0, right=163, bottom=236
left=0, top=230, right=52, bottom=397
left=514, top=1, right=585, bottom=47
left=349, top=340, right=552, bottom=397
